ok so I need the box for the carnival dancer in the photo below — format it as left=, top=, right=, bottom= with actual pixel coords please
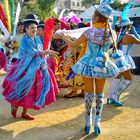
left=54, top=3, right=120, bottom=135
left=107, top=2, right=140, bottom=106
left=2, top=14, right=59, bottom=120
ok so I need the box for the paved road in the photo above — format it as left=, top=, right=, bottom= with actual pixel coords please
left=0, top=75, right=140, bottom=140
left=0, top=75, right=5, bottom=99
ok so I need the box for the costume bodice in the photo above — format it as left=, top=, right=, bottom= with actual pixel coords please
left=86, top=40, right=111, bottom=57
left=84, top=27, right=112, bottom=56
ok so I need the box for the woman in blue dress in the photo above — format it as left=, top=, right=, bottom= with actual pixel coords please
left=107, top=2, right=140, bottom=106
left=54, top=4, right=119, bottom=135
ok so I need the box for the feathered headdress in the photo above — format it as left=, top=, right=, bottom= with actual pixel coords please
left=43, top=19, right=55, bottom=50
left=119, top=1, right=134, bottom=27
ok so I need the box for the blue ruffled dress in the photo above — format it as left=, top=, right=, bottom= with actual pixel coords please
left=119, top=44, right=136, bottom=69
left=72, top=27, right=119, bottom=78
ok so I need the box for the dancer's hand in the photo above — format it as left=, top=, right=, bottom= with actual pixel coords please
left=48, top=50, right=59, bottom=58
left=42, top=50, right=58, bottom=58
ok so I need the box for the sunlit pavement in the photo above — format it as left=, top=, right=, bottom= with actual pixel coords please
left=0, top=74, right=140, bottom=140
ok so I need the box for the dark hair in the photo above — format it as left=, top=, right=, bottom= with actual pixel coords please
left=23, top=22, right=37, bottom=33
left=78, top=22, right=86, bottom=28
left=17, top=21, right=24, bottom=27
left=115, top=25, right=121, bottom=32
left=94, top=11, right=108, bottom=23
left=37, top=26, right=44, bottom=30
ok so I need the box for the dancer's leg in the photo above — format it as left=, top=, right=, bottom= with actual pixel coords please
left=83, top=77, right=94, bottom=134
left=94, top=78, right=106, bottom=136
left=22, top=108, right=34, bottom=120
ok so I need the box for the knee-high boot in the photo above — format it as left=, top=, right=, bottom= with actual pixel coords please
left=107, top=78, right=122, bottom=104
left=94, top=93, right=104, bottom=136
left=109, top=78, right=131, bottom=106
left=107, top=78, right=123, bottom=106
left=84, top=92, right=94, bottom=134
left=116, top=79, right=132, bottom=101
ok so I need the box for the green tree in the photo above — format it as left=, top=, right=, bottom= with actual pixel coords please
left=82, top=0, right=124, bottom=10
left=37, top=0, right=57, bottom=19
left=17, top=0, right=57, bottom=19
left=82, top=0, right=100, bottom=7
left=111, top=0, right=124, bottom=10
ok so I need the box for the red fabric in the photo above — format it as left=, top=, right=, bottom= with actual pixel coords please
left=43, top=19, right=55, bottom=50
left=2, top=61, right=59, bottom=110
left=60, top=21, right=71, bottom=30
left=0, top=4, right=8, bottom=30
left=0, top=52, right=6, bottom=70
left=57, top=45, right=68, bottom=72
left=86, top=22, right=91, bottom=27
left=47, top=56, right=57, bottom=74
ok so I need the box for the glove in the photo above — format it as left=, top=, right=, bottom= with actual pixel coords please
left=65, top=70, right=76, bottom=80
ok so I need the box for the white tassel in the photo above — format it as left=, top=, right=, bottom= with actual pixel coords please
left=96, top=57, right=104, bottom=62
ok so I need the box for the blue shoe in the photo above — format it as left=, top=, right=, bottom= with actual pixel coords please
left=94, top=126, right=100, bottom=136
left=106, top=98, right=115, bottom=104
left=114, top=101, right=123, bottom=106
left=85, top=126, right=91, bottom=134
left=110, top=98, right=123, bottom=106
left=85, top=115, right=92, bottom=134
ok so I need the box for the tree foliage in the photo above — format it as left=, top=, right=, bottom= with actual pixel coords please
left=111, top=0, right=124, bottom=10
left=37, top=0, right=57, bottom=19
left=82, top=0, right=100, bottom=7
left=4, top=0, right=58, bottom=19
left=82, top=0, right=124, bottom=10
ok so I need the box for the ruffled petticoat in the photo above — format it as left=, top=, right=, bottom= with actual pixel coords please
left=2, top=62, right=59, bottom=110
left=72, top=53, right=119, bottom=78
left=124, top=55, right=136, bottom=69
left=109, top=49, right=131, bottom=72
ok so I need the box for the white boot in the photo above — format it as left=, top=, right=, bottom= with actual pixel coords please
left=94, top=93, right=104, bottom=136
left=84, top=92, right=94, bottom=134
left=116, top=79, right=132, bottom=101
left=110, top=78, right=131, bottom=106
left=107, top=78, right=122, bottom=104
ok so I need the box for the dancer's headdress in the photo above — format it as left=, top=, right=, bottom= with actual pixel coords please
left=94, top=0, right=115, bottom=19
left=118, top=2, right=134, bottom=27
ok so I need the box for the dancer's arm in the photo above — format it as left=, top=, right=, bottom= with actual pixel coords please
left=129, top=34, right=140, bottom=44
